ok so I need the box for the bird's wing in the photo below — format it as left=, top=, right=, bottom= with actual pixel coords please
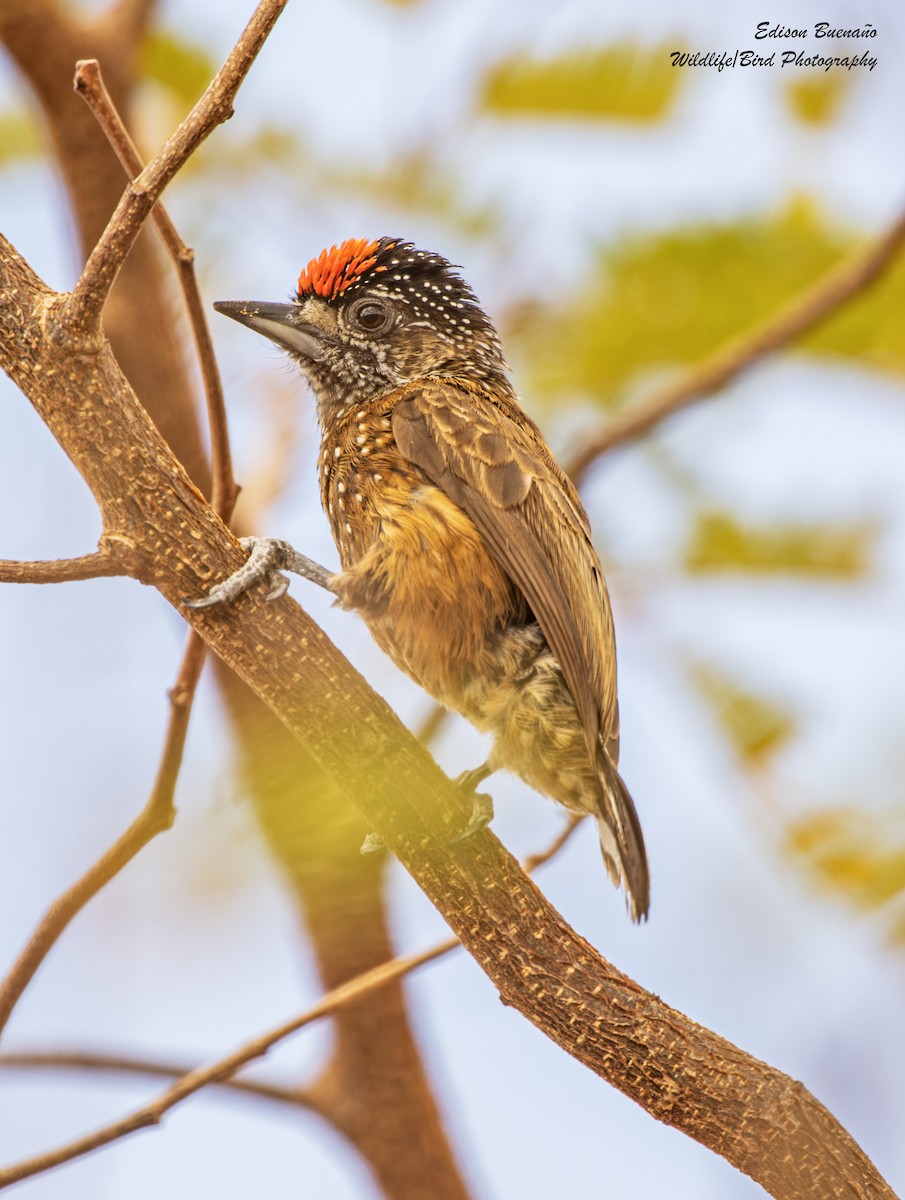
left=392, top=378, right=618, bottom=761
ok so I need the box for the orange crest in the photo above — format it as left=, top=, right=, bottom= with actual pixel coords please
left=297, top=237, right=390, bottom=300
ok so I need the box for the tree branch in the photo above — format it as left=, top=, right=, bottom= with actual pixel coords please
left=63, top=0, right=289, bottom=333
left=568, top=202, right=905, bottom=483
left=0, top=34, right=251, bottom=1041
left=73, top=58, right=238, bottom=519
left=0, top=225, right=895, bottom=1200
left=0, top=816, right=579, bottom=1144
left=0, top=549, right=125, bottom=585
left=0, top=938, right=457, bottom=1188
left=0, top=629, right=205, bottom=1038
left=0, top=1050, right=317, bottom=1113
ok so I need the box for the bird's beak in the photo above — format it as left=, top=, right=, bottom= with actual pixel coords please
left=213, top=300, right=329, bottom=362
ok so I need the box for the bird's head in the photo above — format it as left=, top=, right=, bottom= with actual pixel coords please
left=215, top=237, right=510, bottom=422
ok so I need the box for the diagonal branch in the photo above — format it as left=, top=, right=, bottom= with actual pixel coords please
left=568, top=201, right=905, bottom=483
left=63, top=0, right=289, bottom=333
left=0, top=815, right=586, bottom=1156
left=0, top=935, right=456, bottom=1189
left=0, top=42, right=245, bottom=1044
left=73, top=58, right=238, bottom=519
left=0, top=629, right=205, bottom=1039
left=0, top=1050, right=317, bottom=1113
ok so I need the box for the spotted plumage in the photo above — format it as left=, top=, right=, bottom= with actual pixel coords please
left=211, top=238, right=650, bottom=921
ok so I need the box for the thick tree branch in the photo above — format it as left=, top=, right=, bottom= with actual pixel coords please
left=0, top=224, right=896, bottom=1200
left=568, top=202, right=905, bottom=483
left=64, top=0, right=289, bottom=333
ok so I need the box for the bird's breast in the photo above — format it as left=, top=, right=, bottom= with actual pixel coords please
left=318, top=401, right=524, bottom=702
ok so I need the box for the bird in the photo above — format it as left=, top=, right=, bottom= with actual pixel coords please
left=191, top=236, right=649, bottom=921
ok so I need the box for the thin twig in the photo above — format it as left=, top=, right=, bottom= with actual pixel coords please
left=0, top=1050, right=313, bottom=1112
left=0, top=631, right=205, bottom=1039
left=522, top=813, right=584, bottom=874
left=74, top=59, right=238, bottom=520
left=568, top=202, right=905, bottom=484
left=0, top=937, right=457, bottom=1189
left=414, top=701, right=449, bottom=749
left=63, top=0, right=289, bottom=333
left=0, top=36, right=253, bottom=1041
left=0, top=550, right=124, bottom=585
left=0, top=819, right=580, bottom=1182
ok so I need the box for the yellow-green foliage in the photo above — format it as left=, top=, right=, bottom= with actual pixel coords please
left=481, top=43, right=683, bottom=122
left=139, top=28, right=218, bottom=106
left=785, top=72, right=851, bottom=125
left=692, top=664, right=795, bottom=763
left=509, top=202, right=905, bottom=407
left=324, top=149, right=501, bottom=240
left=0, top=110, right=41, bottom=166
left=684, top=510, right=877, bottom=579
left=787, top=808, right=905, bottom=917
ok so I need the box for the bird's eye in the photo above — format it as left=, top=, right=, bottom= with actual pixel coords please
left=350, top=299, right=392, bottom=334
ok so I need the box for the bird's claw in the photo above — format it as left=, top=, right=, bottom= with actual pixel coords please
left=449, top=791, right=494, bottom=844
left=184, top=537, right=323, bottom=610
left=360, top=831, right=386, bottom=855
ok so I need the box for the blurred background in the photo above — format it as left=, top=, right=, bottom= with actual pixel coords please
left=2, top=0, right=905, bottom=1196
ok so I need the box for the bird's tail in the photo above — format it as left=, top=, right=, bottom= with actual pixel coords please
left=595, top=751, right=650, bottom=923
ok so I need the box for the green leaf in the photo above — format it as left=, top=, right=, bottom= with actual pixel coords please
left=691, top=663, right=795, bottom=763
left=684, top=510, right=877, bottom=578
left=322, top=148, right=501, bottom=239
left=787, top=808, right=905, bottom=915
left=507, top=200, right=905, bottom=408
left=481, top=43, right=684, bottom=123
left=784, top=72, right=851, bottom=126
left=139, top=28, right=218, bottom=106
left=0, top=110, right=42, bottom=167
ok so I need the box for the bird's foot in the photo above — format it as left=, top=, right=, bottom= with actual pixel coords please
left=185, top=537, right=335, bottom=609
left=359, top=831, right=386, bottom=855
left=454, top=763, right=493, bottom=795
left=360, top=788, right=495, bottom=854
left=449, top=791, right=494, bottom=844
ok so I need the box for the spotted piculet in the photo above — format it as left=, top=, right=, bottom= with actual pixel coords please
left=212, top=237, right=649, bottom=921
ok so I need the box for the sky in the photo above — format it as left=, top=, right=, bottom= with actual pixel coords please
left=1, top=1, right=905, bottom=1197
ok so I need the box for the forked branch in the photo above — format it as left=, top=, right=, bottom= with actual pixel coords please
left=63, top=0, right=289, bottom=334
